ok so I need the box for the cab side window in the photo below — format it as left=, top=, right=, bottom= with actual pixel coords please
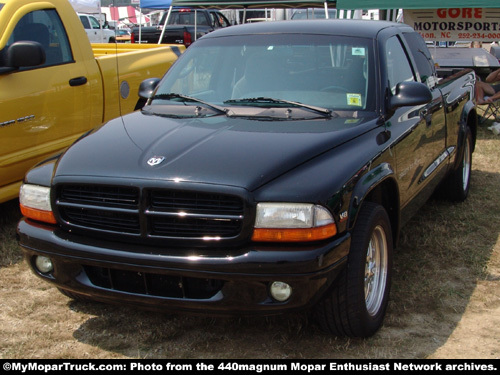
left=211, top=12, right=230, bottom=28
left=88, top=16, right=101, bottom=29
left=79, top=15, right=91, bottom=29
left=402, top=32, right=436, bottom=88
left=209, top=12, right=219, bottom=27
left=385, top=36, right=415, bottom=95
left=196, top=12, right=209, bottom=26
left=9, top=9, right=72, bottom=67
left=217, top=13, right=231, bottom=28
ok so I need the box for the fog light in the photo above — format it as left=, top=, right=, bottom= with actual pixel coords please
left=35, top=256, right=53, bottom=274
left=270, top=281, right=292, bottom=302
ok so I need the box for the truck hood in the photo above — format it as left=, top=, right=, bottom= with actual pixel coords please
left=54, top=110, right=378, bottom=191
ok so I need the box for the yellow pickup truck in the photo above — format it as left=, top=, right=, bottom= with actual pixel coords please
left=0, top=0, right=184, bottom=203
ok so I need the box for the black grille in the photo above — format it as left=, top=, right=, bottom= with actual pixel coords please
left=150, top=216, right=241, bottom=237
left=55, top=184, right=245, bottom=240
left=84, top=265, right=223, bottom=299
left=59, top=185, right=139, bottom=209
left=62, top=207, right=140, bottom=234
left=151, top=190, right=243, bottom=215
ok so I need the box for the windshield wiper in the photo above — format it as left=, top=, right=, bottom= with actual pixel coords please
left=224, top=97, right=333, bottom=117
left=151, top=93, right=228, bottom=115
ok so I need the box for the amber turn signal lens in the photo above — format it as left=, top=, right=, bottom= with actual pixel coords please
left=20, top=204, right=57, bottom=224
left=252, top=223, right=337, bottom=242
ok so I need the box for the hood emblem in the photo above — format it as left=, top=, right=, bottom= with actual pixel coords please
left=147, top=156, right=165, bottom=166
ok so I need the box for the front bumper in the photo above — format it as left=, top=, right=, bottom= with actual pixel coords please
left=18, top=218, right=350, bottom=315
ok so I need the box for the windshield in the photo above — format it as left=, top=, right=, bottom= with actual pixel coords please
left=153, top=33, right=375, bottom=114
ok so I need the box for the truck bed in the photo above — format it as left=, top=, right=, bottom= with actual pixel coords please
left=90, top=43, right=181, bottom=56
left=92, top=43, right=184, bottom=121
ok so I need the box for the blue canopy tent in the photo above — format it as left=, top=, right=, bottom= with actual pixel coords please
left=140, top=0, right=172, bottom=9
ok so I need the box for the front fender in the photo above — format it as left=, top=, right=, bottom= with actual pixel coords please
left=347, top=162, right=399, bottom=233
left=24, top=154, right=60, bottom=187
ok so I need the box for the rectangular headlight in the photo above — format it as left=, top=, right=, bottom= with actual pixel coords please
left=253, top=203, right=336, bottom=242
left=255, top=203, right=315, bottom=228
left=19, top=184, right=56, bottom=224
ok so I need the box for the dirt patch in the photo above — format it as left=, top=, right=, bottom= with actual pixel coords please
left=1, top=126, right=499, bottom=359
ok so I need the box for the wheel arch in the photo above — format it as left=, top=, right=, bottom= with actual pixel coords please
left=447, top=101, right=476, bottom=176
left=348, top=164, right=400, bottom=247
left=459, top=101, right=478, bottom=151
left=464, top=102, right=477, bottom=153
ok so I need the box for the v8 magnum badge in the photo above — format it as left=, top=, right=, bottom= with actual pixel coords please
left=147, top=156, right=165, bottom=166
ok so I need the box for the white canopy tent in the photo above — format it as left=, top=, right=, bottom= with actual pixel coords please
left=101, top=6, right=151, bottom=28
left=68, top=0, right=100, bottom=13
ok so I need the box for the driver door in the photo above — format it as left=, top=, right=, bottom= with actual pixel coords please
left=0, top=7, right=92, bottom=202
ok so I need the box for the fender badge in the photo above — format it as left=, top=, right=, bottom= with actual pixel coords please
left=147, top=156, right=165, bottom=166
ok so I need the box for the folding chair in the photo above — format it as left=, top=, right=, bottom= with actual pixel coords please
left=480, top=97, right=500, bottom=124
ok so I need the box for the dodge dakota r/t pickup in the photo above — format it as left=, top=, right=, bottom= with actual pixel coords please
left=0, top=0, right=183, bottom=203
left=18, top=20, right=477, bottom=337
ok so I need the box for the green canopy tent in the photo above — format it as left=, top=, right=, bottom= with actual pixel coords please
left=169, top=0, right=337, bottom=8
left=336, top=0, right=500, bottom=9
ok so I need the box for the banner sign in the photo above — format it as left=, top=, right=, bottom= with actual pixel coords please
left=404, top=8, right=500, bottom=42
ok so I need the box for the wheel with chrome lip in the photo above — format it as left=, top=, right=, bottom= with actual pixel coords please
left=315, top=202, right=393, bottom=337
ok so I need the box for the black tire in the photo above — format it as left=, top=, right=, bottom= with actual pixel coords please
left=440, top=127, right=473, bottom=202
left=315, top=202, right=393, bottom=337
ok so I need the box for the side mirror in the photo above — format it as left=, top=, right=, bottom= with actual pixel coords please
left=3, top=41, right=45, bottom=71
left=389, top=81, right=432, bottom=110
left=138, top=78, right=161, bottom=99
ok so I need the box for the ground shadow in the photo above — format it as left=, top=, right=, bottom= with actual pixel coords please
left=0, top=199, right=23, bottom=267
left=69, top=168, right=500, bottom=359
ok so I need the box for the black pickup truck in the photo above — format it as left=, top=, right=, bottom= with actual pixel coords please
left=18, top=20, right=477, bottom=337
left=130, top=8, right=230, bottom=46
